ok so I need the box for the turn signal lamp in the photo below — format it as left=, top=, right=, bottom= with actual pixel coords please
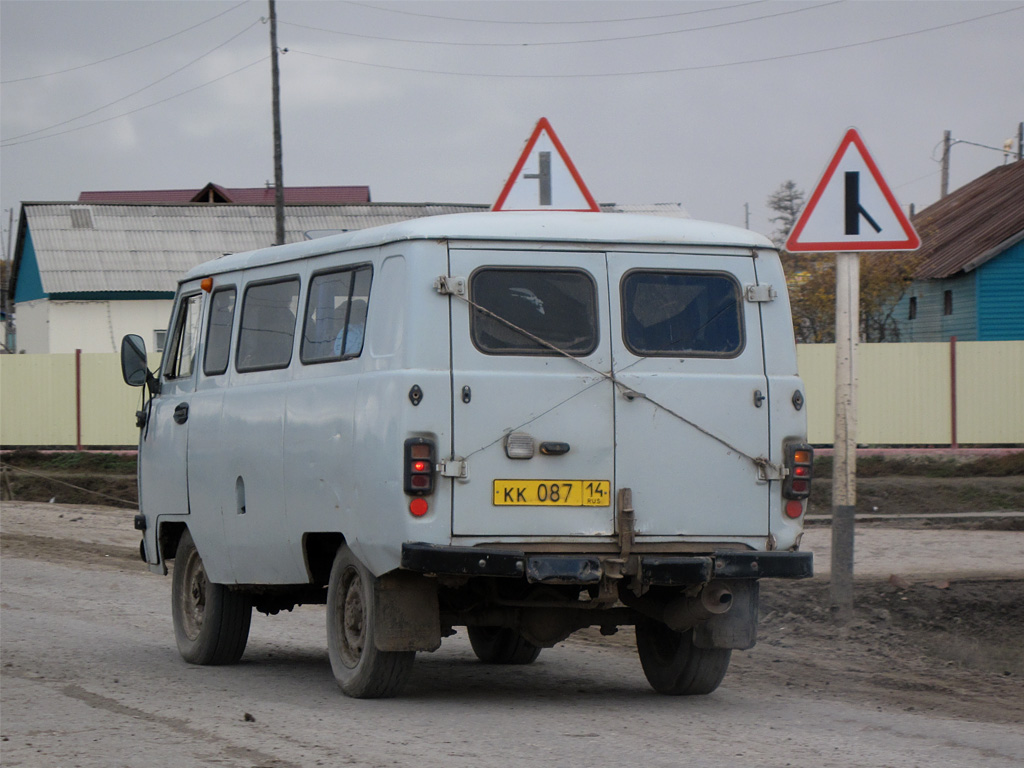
left=404, top=438, right=436, bottom=497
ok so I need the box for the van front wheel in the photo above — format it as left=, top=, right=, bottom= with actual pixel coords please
left=635, top=618, right=731, bottom=695
left=171, top=529, right=251, bottom=665
left=326, top=546, right=415, bottom=698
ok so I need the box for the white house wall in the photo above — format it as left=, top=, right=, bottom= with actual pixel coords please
left=12, top=300, right=51, bottom=353
left=44, top=299, right=173, bottom=354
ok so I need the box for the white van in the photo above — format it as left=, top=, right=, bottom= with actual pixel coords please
left=121, top=211, right=813, bottom=698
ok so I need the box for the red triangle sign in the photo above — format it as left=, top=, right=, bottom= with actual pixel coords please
left=786, top=129, right=920, bottom=252
left=492, top=118, right=600, bottom=212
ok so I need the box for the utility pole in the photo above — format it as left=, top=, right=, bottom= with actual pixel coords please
left=1018, top=122, right=1023, bottom=162
left=940, top=129, right=951, bottom=198
left=269, top=0, right=285, bottom=245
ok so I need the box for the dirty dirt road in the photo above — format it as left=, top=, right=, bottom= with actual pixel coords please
left=2, top=502, right=1023, bottom=768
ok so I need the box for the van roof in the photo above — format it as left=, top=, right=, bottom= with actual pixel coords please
left=184, top=212, right=774, bottom=280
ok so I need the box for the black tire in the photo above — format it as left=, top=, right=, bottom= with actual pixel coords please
left=635, top=618, right=731, bottom=695
left=171, top=529, right=252, bottom=665
left=326, top=545, right=415, bottom=698
left=467, top=626, right=542, bottom=665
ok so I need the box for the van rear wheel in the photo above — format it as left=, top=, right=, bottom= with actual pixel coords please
left=171, top=529, right=252, bottom=665
left=467, top=627, right=542, bottom=665
left=635, top=618, right=731, bottom=695
left=326, top=545, right=415, bottom=698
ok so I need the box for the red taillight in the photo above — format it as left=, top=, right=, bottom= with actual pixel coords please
left=782, top=442, right=813, bottom=501
left=410, top=498, right=429, bottom=517
left=404, top=438, right=436, bottom=497
left=785, top=500, right=804, bottom=519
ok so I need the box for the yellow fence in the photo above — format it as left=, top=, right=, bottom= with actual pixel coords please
left=2, top=342, right=1022, bottom=447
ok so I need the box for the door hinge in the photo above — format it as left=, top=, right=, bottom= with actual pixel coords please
left=439, top=458, right=469, bottom=479
left=434, top=275, right=466, bottom=296
left=756, top=459, right=788, bottom=482
left=745, top=284, right=777, bottom=303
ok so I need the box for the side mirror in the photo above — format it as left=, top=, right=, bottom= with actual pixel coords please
left=121, top=334, right=149, bottom=387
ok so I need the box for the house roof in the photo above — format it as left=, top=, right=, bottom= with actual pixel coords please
left=911, top=161, right=1024, bottom=279
left=11, top=200, right=693, bottom=298
left=77, top=182, right=371, bottom=205
left=11, top=202, right=486, bottom=296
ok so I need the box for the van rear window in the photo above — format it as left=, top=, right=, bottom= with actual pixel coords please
left=621, top=270, right=744, bottom=357
left=236, top=279, right=300, bottom=372
left=469, top=268, right=598, bottom=356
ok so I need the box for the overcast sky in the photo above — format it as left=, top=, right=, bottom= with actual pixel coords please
left=2, top=0, right=1022, bottom=251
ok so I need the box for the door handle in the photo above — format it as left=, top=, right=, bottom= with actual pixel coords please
left=173, top=402, right=189, bottom=424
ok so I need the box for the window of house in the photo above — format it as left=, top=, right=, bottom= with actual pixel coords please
left=621, top=270, right=744, bottom=357
left=944, top=290, right=953, bottom=316
left=469, top=268, right=598, bottom=356
left=300, top=266, right=372, bottom=364
left=164, top=293, right=202, bottom=379
left=154, top=329, right=167, bottom=353
left=236, top=279, right=300, bottom=372
left=203, top=287, right=236, bottom=375
left=908, top=296, right=917, bottom=320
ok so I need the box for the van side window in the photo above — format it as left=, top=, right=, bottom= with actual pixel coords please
left=165, top=293, right=202, bottom=379
left=469, top=268, right=598, bottom=356
left=203, top=287, right=236, bottom=376
left=301, top=266, right=372, bottom=364
left=622, top=270, right=744, bottom=358
left=236, top=279, right=300, bottom=372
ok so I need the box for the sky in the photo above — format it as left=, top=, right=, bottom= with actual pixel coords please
left=2, top=0, right=1022, bottom=254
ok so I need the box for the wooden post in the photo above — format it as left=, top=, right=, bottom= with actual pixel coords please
left=75, top=348, right=83, bottom=451
left=830, top=253, right=859, bottom=622
left=950, top=335, right=958, bottom=449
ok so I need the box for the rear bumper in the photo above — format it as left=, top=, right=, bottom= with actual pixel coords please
left=401, top=542, right=812, bottom=586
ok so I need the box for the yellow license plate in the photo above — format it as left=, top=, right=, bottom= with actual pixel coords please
left=493, top=480, right=611, bottom=507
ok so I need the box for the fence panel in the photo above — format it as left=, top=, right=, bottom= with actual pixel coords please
left=0, top=354, right=78, bottom=445
left=1, top=343, right=1022, bottom=447
left=957, top=341, right=1024, bottom=444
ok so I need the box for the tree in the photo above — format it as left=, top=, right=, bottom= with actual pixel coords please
left=765, top=181, right=922, bottom=343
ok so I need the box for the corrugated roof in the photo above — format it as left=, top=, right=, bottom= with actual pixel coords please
left=77, top=184, right=372, bottom=205
left=911, top=161, right=1024, bottom=279
left=17, top=203, right=486, bottom=295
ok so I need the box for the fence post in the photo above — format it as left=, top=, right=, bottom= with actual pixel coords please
left=75, top=348, right=83, bottom=452
left=949, top=336, right=958, bottom=449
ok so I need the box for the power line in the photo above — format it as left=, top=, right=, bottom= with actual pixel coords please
left=1, top=0, right=253, bottom=84
left=281, top=1, right=842, bottom=48
left=342, top=0, right=770, bottom=26
left=285, top=4, right=1024, bottom=79
left=0, top=57, right=269, bottom=149
left=3, top=20, right=263, bottom=144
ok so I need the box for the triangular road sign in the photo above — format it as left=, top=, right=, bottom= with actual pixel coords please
left=492, top=118, right=600, bottom=212
left=786, top=128, right=920, bottom=252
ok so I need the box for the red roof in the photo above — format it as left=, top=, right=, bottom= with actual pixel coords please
left=78, top=182, right=371, bottom=205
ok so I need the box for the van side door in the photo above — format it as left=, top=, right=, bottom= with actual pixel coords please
left=139, top=285, right=204, bottom=559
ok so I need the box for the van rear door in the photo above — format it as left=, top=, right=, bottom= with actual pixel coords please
left=608, top=252, right=770, bottom=538
left=448, top=249, right=615, bottom=537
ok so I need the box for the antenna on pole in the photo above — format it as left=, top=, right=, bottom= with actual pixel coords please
left=269, top=0, right=285, bottom=245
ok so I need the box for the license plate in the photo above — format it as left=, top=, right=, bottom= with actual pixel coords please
left=493, top=480, right=611, bottom=507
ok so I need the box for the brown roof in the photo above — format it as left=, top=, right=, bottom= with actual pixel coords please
left=910, top=161, right=1024, bottom=279
left=78, top=182, right=371, bottom=205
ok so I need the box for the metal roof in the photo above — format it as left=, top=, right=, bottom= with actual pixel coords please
left=15, top=203, right=487, bottom=295
left=911, top=161, right=1024, bottom=279
left=186, top=211, right=770, bottom=281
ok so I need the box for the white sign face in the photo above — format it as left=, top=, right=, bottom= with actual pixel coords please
left=492, top=118, right=600, bottom=212
left=786, top=128, right=920, bottom=252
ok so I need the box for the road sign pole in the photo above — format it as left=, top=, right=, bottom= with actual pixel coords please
left=831, top=251, right=859, bottom=622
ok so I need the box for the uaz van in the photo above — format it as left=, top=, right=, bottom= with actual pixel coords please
left=121, top=212, right=813, bottom=698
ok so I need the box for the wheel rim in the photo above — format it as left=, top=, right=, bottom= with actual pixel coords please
left=179, top=549, right=207, bottom=641
left=337, top=566, right=366, bottom=668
